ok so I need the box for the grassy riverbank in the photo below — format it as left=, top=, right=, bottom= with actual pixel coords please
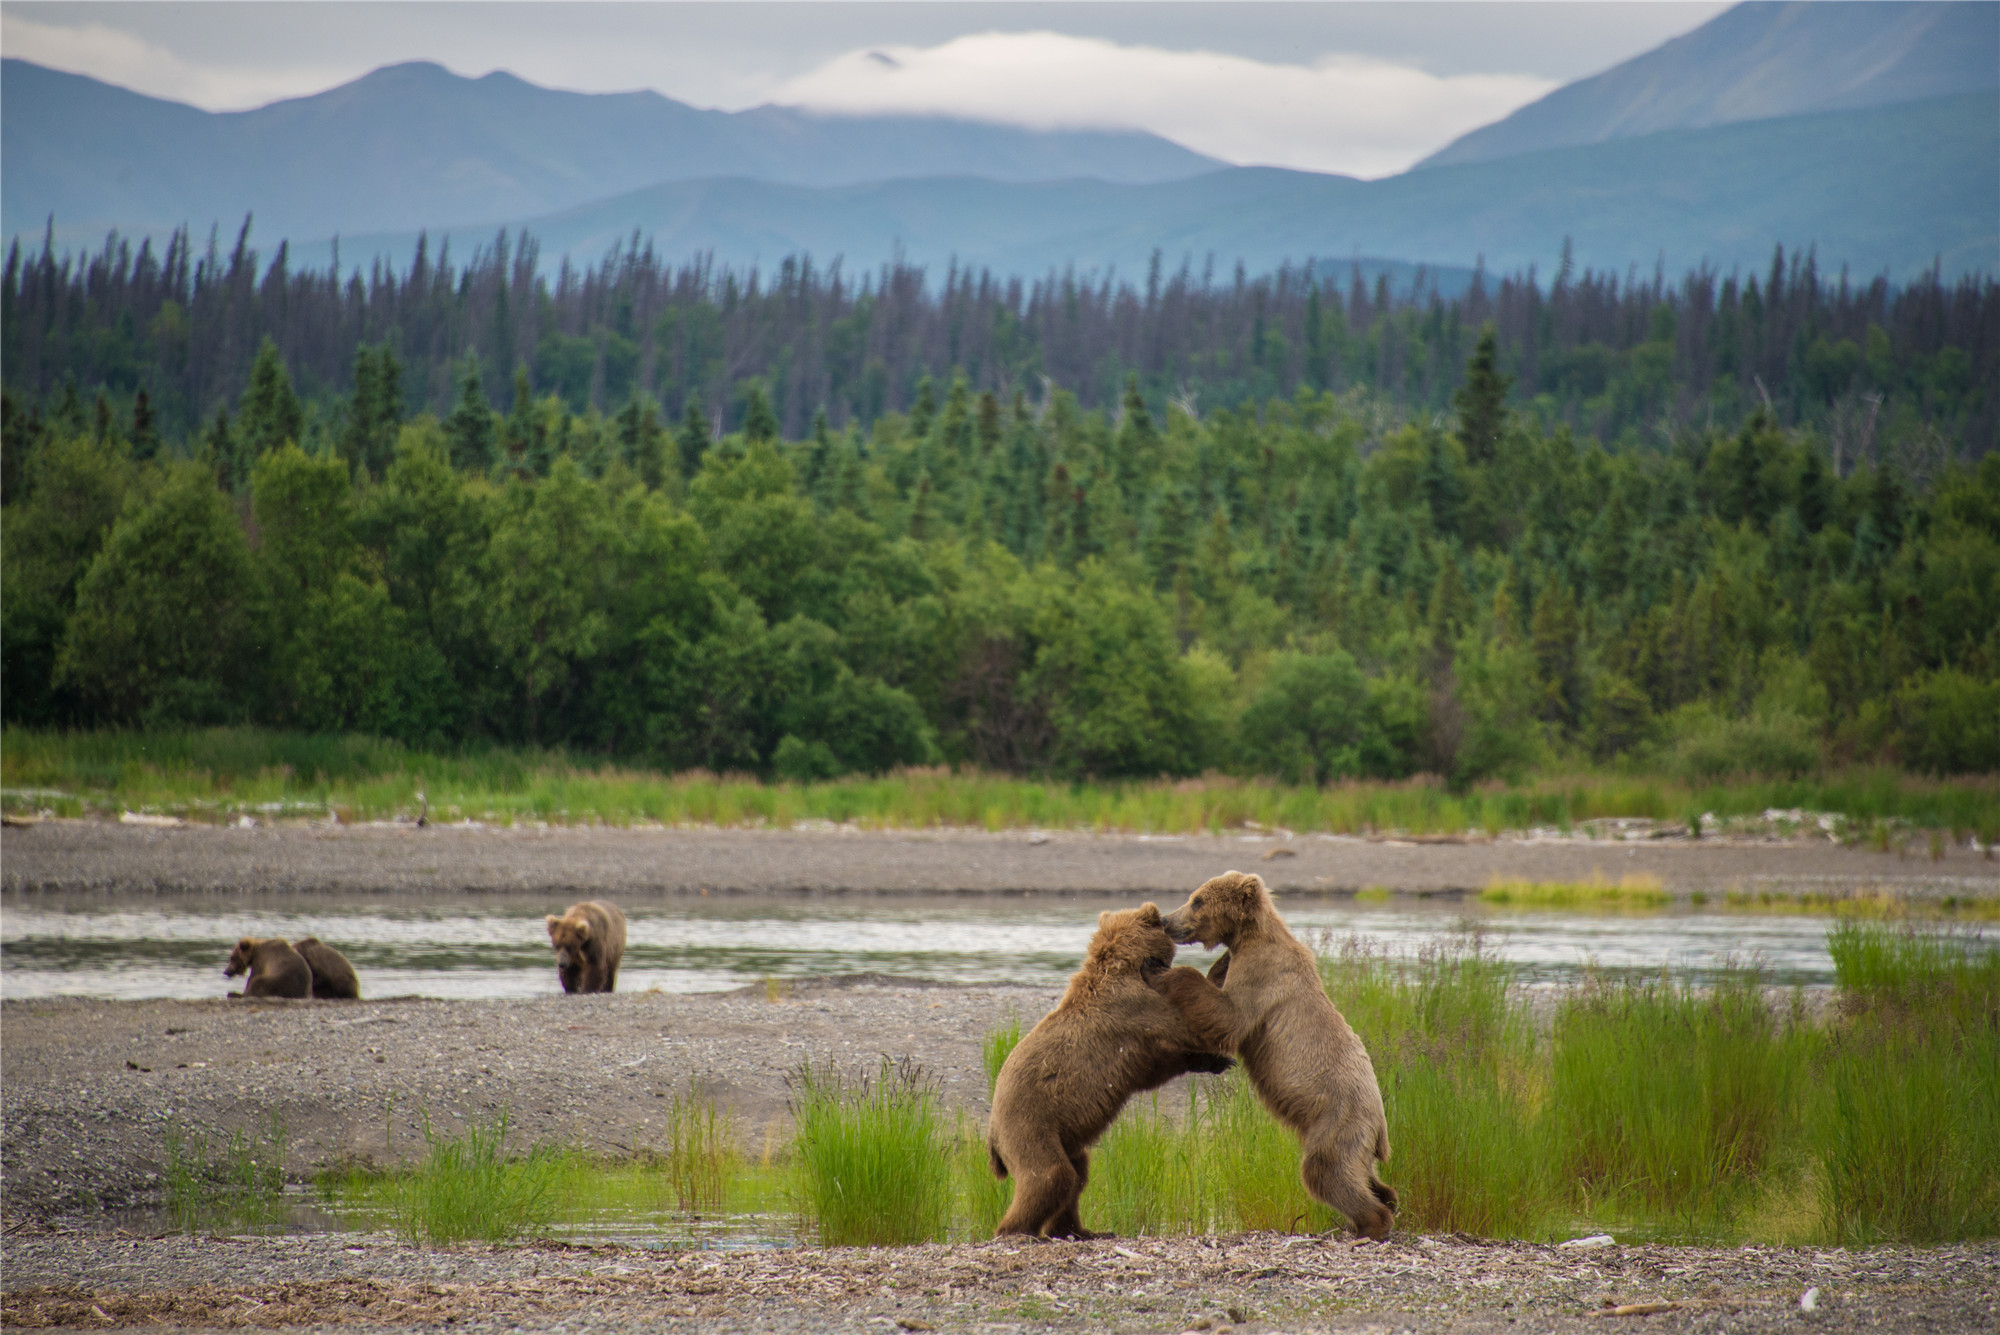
left=7, top=727, right=1999, bottom=841
left=163, top=923, right=1996, bottom=1249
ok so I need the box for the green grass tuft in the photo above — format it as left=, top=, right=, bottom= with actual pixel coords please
left=787, top=1057, right=956, bottom=1246
left=163, top=1113, right=289, bottom=1234
left=396, top=1111, right=568, bottom=1244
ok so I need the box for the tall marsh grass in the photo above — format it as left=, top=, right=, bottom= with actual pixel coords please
left=162, top=1113, right=289, bottom=1234
left=396, top=1111, right=568, bottom=1244
left=787, top=1058, right=956, bottom=1246
left=9, top=726, right=1998, bottom=839
left=657, top=1083, right=738, bottom=1215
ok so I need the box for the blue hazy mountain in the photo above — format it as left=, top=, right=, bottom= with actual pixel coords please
left=0, top=57, right=1221, bottom=243
left=1419, top=0, right=1998, bottom=169
left=293, top=93, right=1994, bottom=285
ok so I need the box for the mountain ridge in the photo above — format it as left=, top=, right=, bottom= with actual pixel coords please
left=259, top=94, right=1992, bottom=286
left=0, top=56, right=1222, bottom=242
left=1419, top=0, right=1999, bottom=169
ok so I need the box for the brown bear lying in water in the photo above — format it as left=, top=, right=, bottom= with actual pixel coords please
left=545, top=900, right=626, bottom=993
left=222, top=937, right=312, bottom=999
left=1160, top=870, right=1397, bottom=1239
left=293, top=937, right=361, bottom=999
left=987, top=903, right=1234, bottom=1239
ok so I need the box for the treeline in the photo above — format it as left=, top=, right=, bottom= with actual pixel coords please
left=3, top=223, right=1995, bottom=461
left=5, top=322, right=1997, bottom=780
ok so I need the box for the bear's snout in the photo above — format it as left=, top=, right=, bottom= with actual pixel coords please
left=1159, top=907, right=1197, bottom=942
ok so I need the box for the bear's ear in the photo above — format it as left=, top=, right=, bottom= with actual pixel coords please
left=1098, top=910, right=1114, bottom=930
left=573, top=920, right=591, bottom=942
left=1137, top=902, right=1162, bottom=925
left=545, top=915, right=562, bottom=937
left=237, top=937, right=256, bottom=951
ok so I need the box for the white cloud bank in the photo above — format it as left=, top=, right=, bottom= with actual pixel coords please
left=772, top=31, right=1556, bottom=178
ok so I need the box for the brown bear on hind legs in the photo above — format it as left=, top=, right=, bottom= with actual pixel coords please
left=222, top=938, right=312, bottom=999
left=1160, top=870, right=1398, bottom=1239
left=987, top=903, right=1234, bottom=1239
left=545, top=900, right=626, bottom=994
left=293, top=937, right=361, bottom=1000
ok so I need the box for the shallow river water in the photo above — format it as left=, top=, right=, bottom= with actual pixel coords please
left=1, top=890, right=1865, bottom=1000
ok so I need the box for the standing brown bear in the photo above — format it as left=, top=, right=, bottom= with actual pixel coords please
left=1160, top=871, right=1398, bottom=1239
left=987, top=903, right=1234, bottom=1239
left=293, top=937, right=361, bottom=1000
left=545, top=900, right=626, bottom=993
left=222, top=938, right=312, bottom=999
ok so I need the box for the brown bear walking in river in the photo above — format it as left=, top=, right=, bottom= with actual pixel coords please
left=222, top=938, right=312, bottom=999
left=1160, top=871, right=1398, bottom=1239
left=987, top=903, right=1234, bottom=1239
left=545, top=900, right=626, bottom=993
left=293, top=937, right=361, bottom=1000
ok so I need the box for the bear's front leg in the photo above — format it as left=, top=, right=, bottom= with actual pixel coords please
left=1157, top=965, right=1242, bottom=1056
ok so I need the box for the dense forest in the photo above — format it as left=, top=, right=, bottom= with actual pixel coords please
left=4, top=223, right=1996, bottom=455
left=3, top=227, right=1998, bottom=781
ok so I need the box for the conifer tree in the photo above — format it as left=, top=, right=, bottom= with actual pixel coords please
left=239, top=337, right=304, bottom=461
left=129, top=389, right=158, bottom=461
left=1453, top=324, right=1510, bottom=466
left=445, top=356, right=495, bottom=473
left=677, top=395, right=711, bottom=478
left=741, top=381, right=780, bottom=444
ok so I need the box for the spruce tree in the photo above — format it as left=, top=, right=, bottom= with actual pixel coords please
left=741, top=381, right=779, bottom=444
left=239, top=337, right=304, bottom=461
left=1453, top=324, right=1510, bottom=466
left=129, top=388, right=158, bottom=461
left=677, top=395, right=711, bottom=478
left=445, top=356, right=494, bottom=473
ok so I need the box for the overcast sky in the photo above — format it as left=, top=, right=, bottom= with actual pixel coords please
left=1, top=2, right=1732, bottom=177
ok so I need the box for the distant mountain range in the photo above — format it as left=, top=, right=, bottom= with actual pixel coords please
left=1419, top=0, right=1998, bottom=168
left=4, top=1, right=1996, bottom=283
left=292, top=93, right=1995, bottom=285
left=0, top=56, right=1219, bottom=243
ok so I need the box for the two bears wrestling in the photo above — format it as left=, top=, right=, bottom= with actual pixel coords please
left=989, top=870, right=1396, bottom=1241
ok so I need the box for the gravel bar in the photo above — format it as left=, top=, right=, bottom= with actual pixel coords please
left=6, top=820, right=1997, bottom=901
left=4, top=1227, right=1995, bottom=1333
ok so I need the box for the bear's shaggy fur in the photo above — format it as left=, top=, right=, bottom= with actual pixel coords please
left=222, top=937, right=312, bottom=1000
left=545, top=900, right=626, bottom=994
left=987, top=903, right=1234, bottom=1239
left=1160, top=871, right=1398, bottom=1238
left=293, top=937, right=361, bottom=1000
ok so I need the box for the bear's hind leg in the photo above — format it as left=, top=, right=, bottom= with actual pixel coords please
left=994, top=1155, right=1078, bottom=1238
left=1302, top=1135, right=1395, bottom=1241
left=1045, top=1150, right=1108, bottom=1240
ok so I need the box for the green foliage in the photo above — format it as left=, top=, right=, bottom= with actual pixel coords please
left=397, top=1110, right=568, bottom=1245
left=5, top=317, right=1998, bottom=784
left=787, top=1058, right=956, bottom=1247
left=981, top=1015, right=1022, bottom=1093
left=55, top=463, right=256, bottom=725
left=1814, top=923, right=2000, bottom=1242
